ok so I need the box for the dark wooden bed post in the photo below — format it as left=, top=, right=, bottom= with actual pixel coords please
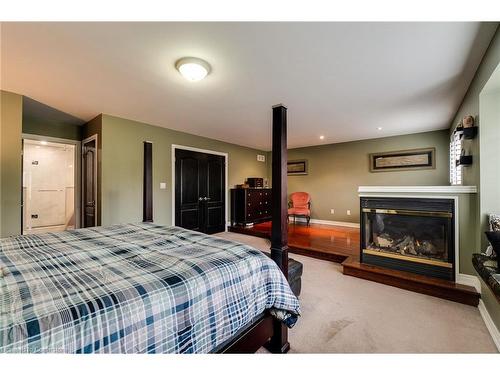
left=268, top=104, right=290, bottom=354
left=143, top=141, right=153, bottom=222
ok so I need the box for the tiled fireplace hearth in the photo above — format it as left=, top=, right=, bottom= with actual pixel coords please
left=361, top=197, right=455, bottom=280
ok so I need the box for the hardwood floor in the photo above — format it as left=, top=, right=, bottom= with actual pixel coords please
left=229, top=221, right=359, bottom=262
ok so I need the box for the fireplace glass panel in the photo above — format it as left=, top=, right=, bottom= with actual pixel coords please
left=363, top=211, right=450, bottom=264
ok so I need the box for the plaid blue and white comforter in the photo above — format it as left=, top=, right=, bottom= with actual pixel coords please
left=0, top=223, right=300, bottom=353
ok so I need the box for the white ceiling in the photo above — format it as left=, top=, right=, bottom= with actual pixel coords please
left=1, top=22, right=498, bottom=150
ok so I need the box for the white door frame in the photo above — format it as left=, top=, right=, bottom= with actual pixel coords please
left=171, top=144, right=229, bottom=232
left=82, top=134, right=98, bottom=227
left=21, top=133, right=82, bottom=231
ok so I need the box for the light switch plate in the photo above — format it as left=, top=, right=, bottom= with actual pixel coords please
left=160, top=182, right=167, bottom=190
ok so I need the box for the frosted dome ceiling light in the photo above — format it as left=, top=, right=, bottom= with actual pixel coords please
left=175, top=57, right=211, bottom=82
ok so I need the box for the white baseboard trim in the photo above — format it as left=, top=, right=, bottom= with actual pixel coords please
left=232, top=217, right=361, bottom=228
left=294, top=217, right=360, bottom=228
left=478, top=300, right=500, bottom=352
left=460, top=274, right=500, bottom=352
left=456, top=273, right=481, bottom=293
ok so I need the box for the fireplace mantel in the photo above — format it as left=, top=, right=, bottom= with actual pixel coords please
left=358, top=186, right=477, bottom=194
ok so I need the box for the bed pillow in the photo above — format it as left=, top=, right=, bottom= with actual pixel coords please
left=484, top=214, right=500, bottom=257
left=485, top=231, right=500, bottom=260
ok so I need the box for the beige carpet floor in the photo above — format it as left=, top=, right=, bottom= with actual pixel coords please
left=217, top=231, right=498, bottom=353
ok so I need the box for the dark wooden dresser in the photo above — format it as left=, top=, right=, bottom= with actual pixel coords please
left=230, top=188, right=272, bottom=226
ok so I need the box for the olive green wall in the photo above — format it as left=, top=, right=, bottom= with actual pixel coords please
left=450, top=26, right=500, bottom=334
left=22, top=96, right=84, bottom=141
left=23, top=117, right=82, bottom=141
left=282, top=129, right=450, bottom=223
left=480, top=86, right=500, bottom=225
left=0, top=90, right=23, bottom=237
left=100, top=114, right=268, bottom=226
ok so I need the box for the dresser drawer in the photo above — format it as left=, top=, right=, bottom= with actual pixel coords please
left=231, top=188, right=272, bottom=225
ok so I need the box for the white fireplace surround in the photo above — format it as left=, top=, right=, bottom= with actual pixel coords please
left=358, top=185, right=478, bottom=290
left=358, top=186, right=477, bottom=194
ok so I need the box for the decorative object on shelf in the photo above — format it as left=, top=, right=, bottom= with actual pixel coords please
left=369, top=148, right=435, bottom=172
left=246, top=177, right=263, bottom=188
left=456, top=149, right=473, bottom=166
left=287, top=159, right=308, bottom=175
left=462, top=115, right=475, bottom=128
left=454, top=115, right=478, bottom=139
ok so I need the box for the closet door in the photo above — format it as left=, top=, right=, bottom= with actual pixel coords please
left=204, top=154, right=225, bottom=234
left=175, top=149, right=225, bottom=234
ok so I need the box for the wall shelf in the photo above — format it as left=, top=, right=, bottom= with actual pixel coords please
left=456, top=155, right=473, bottom=166
left=462, top=127, right=478, bottom=140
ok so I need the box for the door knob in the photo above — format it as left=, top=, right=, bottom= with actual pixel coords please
left=204, top=197, right=211, bottom=201
left=199, top=197, right=204, bottom=201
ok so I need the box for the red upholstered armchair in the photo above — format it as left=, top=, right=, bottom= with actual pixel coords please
left=288, top=192, right=311, bottom=225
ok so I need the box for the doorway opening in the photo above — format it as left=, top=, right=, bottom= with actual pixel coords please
left=22, top=137, right=80, bottom=234
left=82, top=135, right=98, bottom=228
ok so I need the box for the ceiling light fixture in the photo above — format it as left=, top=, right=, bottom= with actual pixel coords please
left=40, top=140, right=48, bottom=145
left=377, top=127, right=383, bottom=131
left=319, top=135, right=325, bottom=140
left=175, top=57, right=211, bottom=82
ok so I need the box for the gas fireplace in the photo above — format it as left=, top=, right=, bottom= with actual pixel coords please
left=360, top=197, right=455, bottom=280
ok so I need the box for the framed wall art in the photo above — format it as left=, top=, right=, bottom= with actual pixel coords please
left=287, top=159, right=308, bottom=175
left=369, top=148, right=435, bottom=172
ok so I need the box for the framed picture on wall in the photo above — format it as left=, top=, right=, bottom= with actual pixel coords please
left=287, top=159, right=308, bottom=175
left=369, top=148, right=435, bottom=172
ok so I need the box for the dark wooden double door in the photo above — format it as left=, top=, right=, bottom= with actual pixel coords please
left=175, top=149, right=225, bottom=234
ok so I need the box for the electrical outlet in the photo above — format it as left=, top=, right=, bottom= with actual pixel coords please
left=347, top=210, right=351, bottom=216
left=160, top=182, right=167, bottom=190
left=257, top=154, right=266, bottom=162
left=330, top=209, right=335, bottom=214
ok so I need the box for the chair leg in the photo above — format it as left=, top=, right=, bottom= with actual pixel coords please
left=307, top=216, right=310, bottom=226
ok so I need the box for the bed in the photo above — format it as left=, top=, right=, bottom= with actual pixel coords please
left=1, top=104, right=294, bottom=354
left=0, top=223, right=299, bottom=353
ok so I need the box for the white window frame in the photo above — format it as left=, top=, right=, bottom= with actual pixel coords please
left=450, top=132, right=463, bottom=185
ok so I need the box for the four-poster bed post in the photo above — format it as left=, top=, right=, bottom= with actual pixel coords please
left=267, top=104, right=291, bottom=353
left=214, top=104, right=294, bottom=354
left=143, top=141, right=153, bottom=222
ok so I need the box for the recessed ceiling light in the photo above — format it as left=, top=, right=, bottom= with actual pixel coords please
left=319, top=135, right=325, bottom=140
left=377, top=127, right=383, bottom=131
left=175, top=57, right=211, bottom=82
left=40, top=140, right=48, bottom=145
